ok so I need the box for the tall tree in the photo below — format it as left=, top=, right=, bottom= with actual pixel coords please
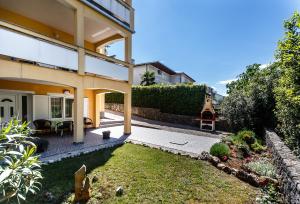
left=274, top=12, right=300, bottom=152
left=222, top=63, right=280, bottom=134
left=140, top=71, right=156, bottom=86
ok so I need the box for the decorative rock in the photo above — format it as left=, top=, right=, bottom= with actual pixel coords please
left=217, top=163, right=226, bottom=170
left=116, top=186, right=124, bottom=196
left=199, top=151, right=210, bottom=160
left=223, top=166, right=232, bottom=174
left=74, top=165, right=91, bottom=202
left=209, top=156, right=220, bottom=166
left=231, top=168, right=238, bottom=176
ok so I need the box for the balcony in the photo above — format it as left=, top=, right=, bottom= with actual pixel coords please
left=0, top=21, right=129, bottom=82
left=81, top=0, right=134, bottom=31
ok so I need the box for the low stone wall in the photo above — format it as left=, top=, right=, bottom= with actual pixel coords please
left=265, top=130, right=300, bottom=204
left=105, top=103, right=199, bottom=126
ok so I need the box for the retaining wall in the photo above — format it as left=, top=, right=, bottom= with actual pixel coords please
left=265, top=130, right=300, bottom=204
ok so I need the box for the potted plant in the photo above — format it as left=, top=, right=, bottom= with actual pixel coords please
left=102, top=130, right=111, bottom=139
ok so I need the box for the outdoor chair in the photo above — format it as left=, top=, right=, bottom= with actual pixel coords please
left=56, top=121, right=73, bottom=137
left=33, top=119, right=52, bottom=135
left=84, top=117, right=94, bottom=127
left=84, top=117, right=94, bottom=135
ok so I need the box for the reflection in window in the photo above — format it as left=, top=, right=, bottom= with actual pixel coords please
left=65, top=98, right=73, bottom=118
left=51, top=97, right=63, bottom=118
left=0, top=107, right=3, bottom=118
left=10, top=107, right=14, bottom=117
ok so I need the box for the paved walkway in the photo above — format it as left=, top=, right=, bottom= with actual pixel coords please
left=103, top=111, right=222, bottom=155
left=105, top=110, right=226, bottom=139
left=40, top=112, right=223, bottom=163
left=101, top=125, right=220, bottom=155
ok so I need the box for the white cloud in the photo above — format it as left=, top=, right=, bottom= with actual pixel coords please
left=259, top=64, right=270, bottom=69
left=218, top=79, right=236, bottom=85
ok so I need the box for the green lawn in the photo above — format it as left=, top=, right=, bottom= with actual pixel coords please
left=28, top=143, right=259, bottom=204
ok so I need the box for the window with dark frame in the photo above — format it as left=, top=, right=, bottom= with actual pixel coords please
left=51, top=97, right=63, bottom=119
left=65, top=98, right=73, bottom=118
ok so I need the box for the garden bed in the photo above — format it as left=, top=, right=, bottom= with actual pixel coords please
left=202, top=130, right=283, bottom=203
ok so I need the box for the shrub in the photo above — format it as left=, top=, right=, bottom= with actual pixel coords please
left=210, top=143, right=230, bottom=158
left=245, top=158, right=276, bottom=178
left=0, top=119, right=42, bottom=203
left=106, top=84, right=207, bottom=116
left=236, top=143, right=251, bottom=158
left=256, top=184, right=281, bottom=204
left=237, top=130, right=256, bottom=145
left=251, top=141, right=267, bottom=153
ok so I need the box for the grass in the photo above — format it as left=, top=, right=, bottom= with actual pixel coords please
left=27, top=143, right=259, bottom=204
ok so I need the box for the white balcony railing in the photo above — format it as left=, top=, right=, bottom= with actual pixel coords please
left=85, top=53, right=128, bottom=81
left=0, top=28, right=78, bottom=71
left=0, top=23, right=129, bottom=82
left=82, top=0, right=131, bottom=28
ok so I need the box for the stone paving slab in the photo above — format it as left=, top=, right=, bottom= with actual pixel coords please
left=99, top=125, right=221, bottom=155
left=40, top=112, right=222, bottom=163
left=105, top=110, right=227, bottom=139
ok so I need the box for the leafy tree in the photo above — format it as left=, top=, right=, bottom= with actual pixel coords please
left=0, top=119, right=42, bottom=203
left=222, top=63, right=280, bottom=135
left=140, top=71, right=156, bottom=86
left=274, top=12, right=300, bottom=153
left=226, top=64, right=261, bottom=94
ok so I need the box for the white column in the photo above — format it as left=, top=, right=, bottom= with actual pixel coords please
left=73, top=86, right=84, bottom=143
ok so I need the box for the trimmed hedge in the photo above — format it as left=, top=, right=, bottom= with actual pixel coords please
left=105, top=84, right=207, bottom=116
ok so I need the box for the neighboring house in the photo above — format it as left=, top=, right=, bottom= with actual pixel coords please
left=133, top=61, right=195, bottom=85
left=0, top=0, right=134, bottom=143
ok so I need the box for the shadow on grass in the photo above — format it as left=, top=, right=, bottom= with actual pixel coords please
left=27, top=144, right=124, bottom=204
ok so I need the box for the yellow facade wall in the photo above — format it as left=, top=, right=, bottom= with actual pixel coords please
left=0, top=7, right=95, bottom=51
left=0, top=80, right=97, bottom=124
left=0, top=79, right=74, bottom=94
left=84, top=89, right=96, bottom=126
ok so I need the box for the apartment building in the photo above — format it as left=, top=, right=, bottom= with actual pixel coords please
left=133, top=61, right=195, bottom=85
left=0, top=0, right=134, bottom=143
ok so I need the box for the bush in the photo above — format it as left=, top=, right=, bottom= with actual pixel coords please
left=237, top=130, right=256, bottom=145
left=245, top=158, right=276, bottom=178
left=251, top=141, right=267, bottom=153
left=0, top=119, right=42, bottom=203
left=106, top=84, right=207, bottom=116
left=210, top=143, right=231, bottom=158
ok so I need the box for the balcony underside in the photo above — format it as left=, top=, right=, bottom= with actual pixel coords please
left=0, top=0, right=130, bottom=47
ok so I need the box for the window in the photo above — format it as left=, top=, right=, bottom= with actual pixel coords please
left=10, top=107, right=14, bottom=117
left=22, top=96, right=27, bottom=122
left=51, top=97, right=63, bottom=118
left=0, top=107, right=3, bottom=118
left=157, top=70, right=162, bottom=75
left=65, top=98, right=73, bottom=118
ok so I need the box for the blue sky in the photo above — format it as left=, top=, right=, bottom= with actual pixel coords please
left=111, top=0, right=299, bottom=95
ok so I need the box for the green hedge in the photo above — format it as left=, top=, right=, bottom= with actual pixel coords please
left=105, top=84, right=207, bottom=116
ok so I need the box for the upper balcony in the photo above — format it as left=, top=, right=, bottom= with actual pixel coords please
left=0, top=0, right=133, bottom=82
left=80, top=0, right=134, bottom=32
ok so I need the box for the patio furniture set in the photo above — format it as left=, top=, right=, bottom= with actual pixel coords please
left=32, top=117, right=94, bottom=137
